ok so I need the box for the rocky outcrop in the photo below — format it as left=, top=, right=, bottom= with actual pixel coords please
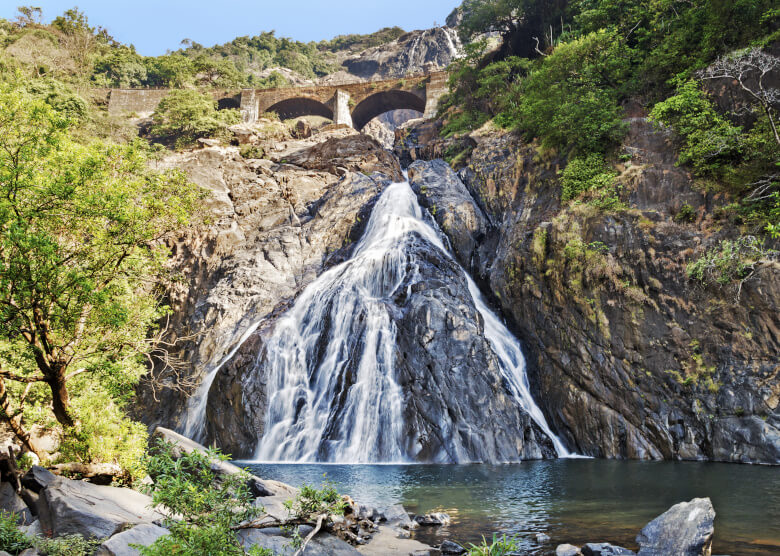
left=342, top=28, right=461, bottom=80
left=135, top=128, right=396, bottom=435
left=636, top=498, right=715, bottom=556
left=400, top=117, right=780, bottom=464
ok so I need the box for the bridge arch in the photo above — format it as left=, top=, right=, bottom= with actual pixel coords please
left=351, top=90, right=426, bottom=130
left=265, top=97, right=333, bottom=121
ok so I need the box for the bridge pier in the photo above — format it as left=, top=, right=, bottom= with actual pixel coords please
left=332, top=90, right=354, bottom=127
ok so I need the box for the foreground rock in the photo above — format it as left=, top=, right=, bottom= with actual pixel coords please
left=636, top=498, right=715, bottom=556
left=557, top=497, right=715, bottom=556
left=96, top=524, right=169, bottom=556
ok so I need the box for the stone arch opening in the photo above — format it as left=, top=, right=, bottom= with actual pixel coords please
left=217, top=96, right=241, bottom=110
left=351, top=90, right=426, bottom=130
left=265, top=97, right=334, bottom=121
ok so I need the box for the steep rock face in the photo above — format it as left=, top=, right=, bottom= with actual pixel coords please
left=402, top=119, right=780, bottom=464
left=343, top=28, right=461, bottom=80
left=135, top=131, right=395, bottom=432
left=205, top=215, right=555, bottom=461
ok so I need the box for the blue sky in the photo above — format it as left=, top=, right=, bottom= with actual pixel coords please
left=0, top=1, right=461, bottom=56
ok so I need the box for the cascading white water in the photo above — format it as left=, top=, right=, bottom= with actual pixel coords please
left=250, top=179, right=569, bottom=462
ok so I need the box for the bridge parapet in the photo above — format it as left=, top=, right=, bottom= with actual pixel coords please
left=106, top=71, right=448, bottom=129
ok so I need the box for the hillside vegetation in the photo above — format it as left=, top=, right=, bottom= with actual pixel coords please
left=441, top=0, right=779, bottom=243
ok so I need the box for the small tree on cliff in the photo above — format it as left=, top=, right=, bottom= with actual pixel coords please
left=0, top=81, right=204, bottom=458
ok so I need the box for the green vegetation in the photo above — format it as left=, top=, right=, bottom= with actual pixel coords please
left=283, top=481, right=349, bottom=520
left=139, top=440, right=261, bottom=556
left=151, top=89, right=240, bottom=147
left=0, top=76, right=203, bottom=473
left=466, top=533, right=521, bottom=556
left=687, top=236, right=777, bottom=287
left=444, top=0, right=779, bottom=235
left=0, top=511, right=32, bottom=555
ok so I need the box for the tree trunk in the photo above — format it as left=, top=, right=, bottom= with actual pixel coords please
left=48, top=371, right=74, bottom=428
left=0, top=377, right=47, bottom=459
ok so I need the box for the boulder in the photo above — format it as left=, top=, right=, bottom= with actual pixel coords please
left=0, top=482, right=33, bottom=525
left=21, top=466, right=57, bottom=493
left=382, top=504, right=417, bottom=530
left=37, top=475, right=164, bottom=539
left=536, top=532, right=551, bottom=543
left=582, top=543, right=635, bottom=555
left=636, top=498, right=715, bottom=556
left=293, top=120, right=312, bottom=139
left=414, top=512, right=451, bottom=527
left=97, top=524, right=170, bottom=556
left=440, top=539, right=467, bottom=554
left=557, top=545, right=583, bottom=556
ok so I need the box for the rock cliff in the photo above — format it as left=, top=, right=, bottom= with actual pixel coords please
left=402, top=119, right=780, bottom=464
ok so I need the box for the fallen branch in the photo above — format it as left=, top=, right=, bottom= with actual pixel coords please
left=294, top=513, right=326, bottom=556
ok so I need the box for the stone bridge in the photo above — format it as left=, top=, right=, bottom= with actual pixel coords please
left=107, top=71, right=448, bottom=130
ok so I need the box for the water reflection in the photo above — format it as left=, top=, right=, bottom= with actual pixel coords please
left=243, top=460, right=780, bottom=555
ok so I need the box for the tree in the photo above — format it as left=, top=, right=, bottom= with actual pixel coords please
left=151, top=90, right=240, bottom=147
left=0, top=82, right=204, bottom=455
left=14, top=6, right=42, bottom=27
left=699, top=48, right=780, bottom=147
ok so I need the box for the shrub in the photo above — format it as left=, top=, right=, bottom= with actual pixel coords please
left=0, top=511, right=32, bottom=555
left=239, top=145, right=265, bottom=159
left=509, top=30, right=632, bottom=154
left=560, top=154, right=618, bottom=202
left=151, top=90, right=240, bottom=148
left=283, top=481, right=348, bottom=521
left=686, top=236, right=777, bottom=286
left=138, top=440, right=259, bottom=556
left=675, top=203, right=696, bottom=223
left=32, top=535, right=102, bottom=556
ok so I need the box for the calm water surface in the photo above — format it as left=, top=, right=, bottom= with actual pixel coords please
left=243, top=460, right=780, bottom=555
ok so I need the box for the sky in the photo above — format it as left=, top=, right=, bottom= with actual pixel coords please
left=0, top=1, right=461, bottom=56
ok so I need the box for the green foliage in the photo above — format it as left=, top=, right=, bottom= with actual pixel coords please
left=57, top=387, right=148, bottom=482
left=511, top=30, right=631, bottom=154
left=319, top=27, right=405, bottom=53
left=686, top=236, right=777, bottom=286
left=151, top=90, right=240, bottom=147
left=32, top=535, right=102, bottom=556
left=0, top=511, right=32, bottom=555
left=649, top=81, right=744, bottom=176
left=0, top=80, right=203, bottom=469
left=239, top=145, right=265, bottom=160
left=560, top=154, right=619, bottom=202
left=254, top=70, right=290, bottom=89
left=139, top=440, right=259, bottom=556
left=675, top=203, right=696, bottom=223
left=283, top=481, right=348, bottom=520
left=466, top=533, right=520, bottom=556
left=23, top=78, right=88, bottom=121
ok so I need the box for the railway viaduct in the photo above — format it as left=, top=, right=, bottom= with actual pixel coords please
left=107, top=71, right=448, bottom=130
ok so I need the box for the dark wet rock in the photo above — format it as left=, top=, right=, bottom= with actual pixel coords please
left=440, top=539, right=467, bottom=554
left=21, top=466, right=57, bottom=493
left=636, top=498, right=715, bottom=556
left=96, top=524, right=170, bottom=556
left=408, top=159, right=489, bottom=273
left=0, top=482, right=33, bottom=525
left=413, top=512, right=452, bottom=527
left=416, top=118, right=780, bottom=463
left=393, top=119, right=475, bottom=169
left=557, top=545, right=583, bottom=556
left=582, top=543, right=636, bottom=555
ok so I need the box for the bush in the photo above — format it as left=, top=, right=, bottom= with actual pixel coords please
left=686, top=236, right=777, bottom=287
left=509, top=30, right=632, bottom=154
left=139, top=440, right=259, bottom=556
left=560, top=154, right=618, bottom=202
left=32, top=535, right=102, bottom=556
left=283, top=481, right=348, bottom=521
left=0, top=511, right=32, bottom=555
left=151, top=90, right=240, bottom=147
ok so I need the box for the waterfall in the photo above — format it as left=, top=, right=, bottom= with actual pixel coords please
left=249, top=179, right=569, bottom=462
